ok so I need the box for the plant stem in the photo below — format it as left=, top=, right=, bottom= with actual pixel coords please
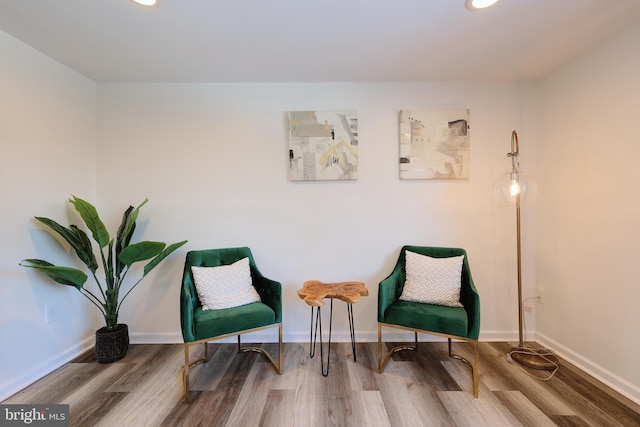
left=79, top=289, right=107, bottom=317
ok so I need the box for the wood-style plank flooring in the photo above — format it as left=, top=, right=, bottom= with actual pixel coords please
left=4, top=341, right=640, bottom=426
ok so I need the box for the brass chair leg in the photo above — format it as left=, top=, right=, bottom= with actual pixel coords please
left=183, top=344, right=190, bottom=403
left=278, top=323, right=283, bottom=374
left=184, top=342, right=210, bottom=403
left=237, top=324, right=283, bottom=374
left=184, top=324, right=283, bottom=403
left=378, top=325, right=479, bottom=398
left=378, top=323, right=418, bottom=373
left=472, top=340, right=479, bottom=398
left=378, top=323, right=382, bottom=372
left=447, top=338, right=479, bottom=398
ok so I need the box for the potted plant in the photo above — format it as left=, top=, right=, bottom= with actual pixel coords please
left=20, top=196, right=187, bottom=363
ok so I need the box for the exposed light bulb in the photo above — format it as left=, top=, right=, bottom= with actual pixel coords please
left=509, top=179, right=522, bottom=197
left=131, top=0, right=157, bottom=6
left=466, top=0, right=499, bottom=11
left=508, top=172, right=521, bottom=197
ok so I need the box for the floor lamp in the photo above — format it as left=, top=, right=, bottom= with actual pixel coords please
left=495, top=130, right=558, bottom=370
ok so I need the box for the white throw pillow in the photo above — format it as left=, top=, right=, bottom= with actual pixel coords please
left=399, top=251, right=464, bottom=307
left=191, top=257, right=261, bottom=310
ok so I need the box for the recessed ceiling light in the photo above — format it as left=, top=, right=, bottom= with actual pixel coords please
left=131, top=0, right=157, bottom=6
left=466, top=0, right=499, bottom=11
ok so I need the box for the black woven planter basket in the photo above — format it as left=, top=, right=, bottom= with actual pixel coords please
left=95, top=324, right=129, bottom=363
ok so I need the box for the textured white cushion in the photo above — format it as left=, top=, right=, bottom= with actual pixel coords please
left=399, top=251, right=464, bottom=307
left=191, top=257, right=261, bottom=310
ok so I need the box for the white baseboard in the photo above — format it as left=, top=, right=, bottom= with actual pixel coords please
left=478, top=329, right=519, bottom=343
left=0, top=336, right=93, bottom=402
left=535, top=332, right=640, bottom=405
left=129, top=332, right=183, bottom=344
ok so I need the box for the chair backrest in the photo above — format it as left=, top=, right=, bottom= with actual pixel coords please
left=397, top=245, right=470, bottom=298
left=180, top=247, right=258, bottom=342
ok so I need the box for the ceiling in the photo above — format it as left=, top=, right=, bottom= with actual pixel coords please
left=1, top=0, right=640, bottom=83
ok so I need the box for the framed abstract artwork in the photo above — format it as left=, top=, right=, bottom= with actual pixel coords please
left=288, top=110, right=358, bottom=181
left=399, top=109, right=470, bottom=180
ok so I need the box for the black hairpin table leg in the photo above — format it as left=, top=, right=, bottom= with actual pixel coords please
left=309, top=299, right=359, bottom=375
left=309, top=300, right=334, bottom=376
left=347, top=302, right=357, bottom=363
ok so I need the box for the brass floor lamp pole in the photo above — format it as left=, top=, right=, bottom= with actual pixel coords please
left=516, top=193, right=524, bottom=348
left=507, top=131, right=558, bottom=370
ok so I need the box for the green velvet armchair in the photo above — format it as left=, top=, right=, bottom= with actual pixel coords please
left=181, top=247, right=282, bottom=402
left=378, top=245, right=480, bottom=397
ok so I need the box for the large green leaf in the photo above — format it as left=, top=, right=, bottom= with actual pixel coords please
left=35, top=217, right=98, bottom=273
left=69, top=196, right=110, bottom=248
left=120, top=199, right=148, bottom=248
left=116, top=206, right=134, bottom=251
left=35, top=217, right=80, bottom=246
left=118, top=241, right=165, bottom=266
left=69, top=225, right=98, bottom=273
left=115, top=199, right=148, bottom=276
left=19, top=259, right=88, bottom=289
left=143, top=240, right=188, bottom=276
left=106, top=240, right=115, bottom=289
left=115, top=205, right=134, bottom=276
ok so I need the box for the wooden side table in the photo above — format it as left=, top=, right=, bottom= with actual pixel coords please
left=297, top=280, right=368, bottom=376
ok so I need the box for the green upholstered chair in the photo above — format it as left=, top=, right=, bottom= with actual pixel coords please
left=181, top=247, right=282, bottom=402
left=378, top=245, right=480, bottom=397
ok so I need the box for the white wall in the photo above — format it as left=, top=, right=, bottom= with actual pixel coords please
left=7, top=16, right=638, bottom=406
left=536, top=22, right=640, bottom=400
left=96, top=82, right=538, bottom=346
left=0, top=31, right=98, bottom=400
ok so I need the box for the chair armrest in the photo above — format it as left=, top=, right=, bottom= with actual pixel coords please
left=460, top=268, right=480, bottom=340
left=252, top=274, right=283, bottom=323
left=378, top=263, right=403, bottom=322
left=180, top=282, right=197, bottom=343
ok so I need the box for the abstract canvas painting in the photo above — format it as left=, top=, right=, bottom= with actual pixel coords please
left=399, top=109, right=470, bottom=180
left=288, top=110, right=358, bottom=181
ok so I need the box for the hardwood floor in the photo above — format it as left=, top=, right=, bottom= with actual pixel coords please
left=4, top=341, right=639, bottom=426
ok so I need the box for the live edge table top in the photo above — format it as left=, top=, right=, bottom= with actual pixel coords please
left=297, top=280, right=369, bottom=307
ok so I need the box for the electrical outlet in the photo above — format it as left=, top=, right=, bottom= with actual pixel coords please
left=45, top=303, right=59, bottom=324
left=536, top=287, right=544, bottom=304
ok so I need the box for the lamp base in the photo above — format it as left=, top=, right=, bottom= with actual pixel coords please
left=509, top=346, right=558, bottom=371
